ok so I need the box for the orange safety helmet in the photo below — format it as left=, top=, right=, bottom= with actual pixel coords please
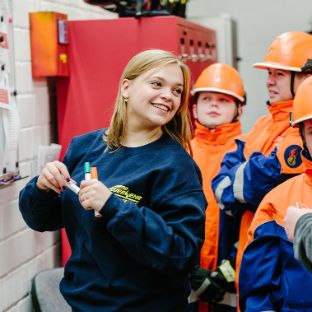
left=254, top=31, right=312, bottom=72
left=191, top=63, right=245, bottom=103
left=291, top=75, right=312, bottom=126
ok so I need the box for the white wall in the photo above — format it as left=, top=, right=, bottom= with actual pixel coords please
left=0, top=1, right=116, bottom=311
left=188, top=0, right=312, bottom=132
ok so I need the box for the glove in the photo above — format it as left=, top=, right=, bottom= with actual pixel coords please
left=211, top=259, right=236, bottom=293
left=190, top=259, right=235, bottom=304
left=190, top=266, right=225, bottom=303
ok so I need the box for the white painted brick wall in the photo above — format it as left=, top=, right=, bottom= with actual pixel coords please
left=0, top=1, right=117, bottom=311
left=0, top=244, right=60, bottom=311
left=16, top=95, right=36, bottom=129
left=12, top=0, right=37, bottom=29
left=13, top=29, right=31, bottom=62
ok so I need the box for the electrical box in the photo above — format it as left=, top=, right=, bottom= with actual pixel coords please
left=29, top=12, right=69, bottom=78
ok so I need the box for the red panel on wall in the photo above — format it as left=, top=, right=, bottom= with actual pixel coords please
left=57, top=16, right=216, bottom=264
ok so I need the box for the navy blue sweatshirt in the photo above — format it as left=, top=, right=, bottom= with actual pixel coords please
left=19, top=129, right=206, bottom=312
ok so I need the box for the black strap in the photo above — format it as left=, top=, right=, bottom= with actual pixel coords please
left=290, top=71, right=296, bottom=98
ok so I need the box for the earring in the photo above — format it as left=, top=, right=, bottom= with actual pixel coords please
left=123, top=97, right=128, bottom=104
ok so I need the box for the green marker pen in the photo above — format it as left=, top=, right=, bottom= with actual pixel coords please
left=84, top=162, right=91, bottom=180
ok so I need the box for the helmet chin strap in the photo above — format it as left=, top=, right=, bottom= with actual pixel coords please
left=231, top=101, right=241, bottom=123
left=290, top=71, right=296, bottom=98
left=299, top=124, right=312, bottom=160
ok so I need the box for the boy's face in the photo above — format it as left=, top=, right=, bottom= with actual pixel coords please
left=303, top=119, right=312, bottom=157
left=193, top=92, right=241, bottom=129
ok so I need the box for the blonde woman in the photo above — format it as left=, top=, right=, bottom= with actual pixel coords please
left=19, top=49, right=206, bottom=311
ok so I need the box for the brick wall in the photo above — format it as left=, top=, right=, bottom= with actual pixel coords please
left=0, top=1, right=116, bottom=311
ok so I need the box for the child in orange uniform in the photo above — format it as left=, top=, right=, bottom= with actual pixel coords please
left=189, top=63, right=246, bottom=312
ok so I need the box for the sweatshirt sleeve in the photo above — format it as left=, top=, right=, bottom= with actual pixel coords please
left=100, top=189, right=206, bottom=277
left=18, top=135, right=82, bottom=232
left=19, top=176, right=63, bottom=232
left=294, top=213, right=312, bottom=272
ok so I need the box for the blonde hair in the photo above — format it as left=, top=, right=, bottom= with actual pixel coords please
left=106, top=49, right=192, bottom=150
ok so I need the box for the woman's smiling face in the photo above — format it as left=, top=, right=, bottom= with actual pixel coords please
left=122, top=63, right=184, bottom=131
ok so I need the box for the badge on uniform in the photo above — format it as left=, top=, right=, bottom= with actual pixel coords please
left=284, top=145, right=302, bottom=168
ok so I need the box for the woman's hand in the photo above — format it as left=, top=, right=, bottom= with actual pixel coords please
left=79, top=179, right=112, bottom=213
left=285, top=206, right=312, bottom=241
left=36, top=161, right=70, bottom=194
